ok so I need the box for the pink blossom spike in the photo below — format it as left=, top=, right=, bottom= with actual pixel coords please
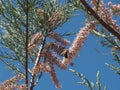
left=28, top=32, right=43, bottom=46
left=32, top=62, right=51, bottom=75
left=91, top=0, right=120, bottom=32
left=0, top=74, right=25, bottom=89
left=49, top=64, right=62, bottom=89
left=62, top=22, right=95, bottom=65
left=41, top=51, right=66, bottom=69
left=50, top=32, right=70, bottom=46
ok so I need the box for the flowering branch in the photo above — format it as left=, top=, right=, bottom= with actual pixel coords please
left=0, top=74, right=26, bottom=90
left=49, top=63, right=61, bottom=88
left=28, top=19, right=96, bottom=88
left=28, top=32, right=44, bottom=53
left=62, top=21, right=96, bottom=65
left=50, top=32, right=70, bottom=46
left=108, top=2, right=120, bottom=16
left=79, top=0, right=120, bottom=40
left=0, top=0, right=120, bottom=89
left=43, top=51, right=66, bottom=69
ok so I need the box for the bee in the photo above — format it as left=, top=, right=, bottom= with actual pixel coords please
left=60, top=49, right=69, bottom=58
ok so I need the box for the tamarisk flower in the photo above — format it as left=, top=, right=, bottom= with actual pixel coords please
left=40, top=51, right=66, bottom=69
left=0, top=84, right=17, bottom=90
left=0, top=84, right=27, bottom=90
left=50, top=32, right=70, bottom=46
left=18, top=84, right=28, bottom=90
left=0, top=74, right=25, bottom=89
left=62, top=22, right=95, bottom=65
left=32, top=62, right=51, bottom=75
left=27, top=44, right=37, bottom=53
left=48, top=63, right=62, bottom=88
left=108, top=2, right=120, bottom=16
left=91, top=0, right=120, bottom=32
left=28, top=32, right=44, bottom=53
left=32, top=61, right=62, bottom=88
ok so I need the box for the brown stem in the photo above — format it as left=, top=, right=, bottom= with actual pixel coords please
left=25, top=0, right=29, bottom=89
left=80, top=0, right=120, bottom=40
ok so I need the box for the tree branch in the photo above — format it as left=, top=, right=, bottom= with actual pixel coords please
left=25, top=0, right=29, bottom=88
left=80, top=0, right=120, bottom=40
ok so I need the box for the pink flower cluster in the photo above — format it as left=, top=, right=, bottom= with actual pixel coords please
left=28, top=32, right=44, bottom=53
left=32, top=62, right=51, bottom=75
left=0, top=74, right=27, bottom=90
left=49, top=63, right=62, bottom=88
left=108, top=2, right=120, bottom=16
left=91, top=0, right=120, bottom=32
left=50, top=32, right=70, bottom=46
left=62, top=22, right=95, bottom=65
left=32, top=60, right=62, bottom=88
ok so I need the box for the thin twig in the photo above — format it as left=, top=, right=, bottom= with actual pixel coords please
left=30, top=36, right=46, bottom=90
left=35, top=38, right=46, bottom=66
left=25, top=0, right=29, bottom=88
left=80, top=0, right=120, bottom=40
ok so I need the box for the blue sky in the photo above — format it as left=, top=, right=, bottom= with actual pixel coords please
left=0, top=0, right=120, bottom=90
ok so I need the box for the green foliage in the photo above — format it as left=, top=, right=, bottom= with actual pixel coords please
left=0, top=0, right=26, bottom=74
left=69, top=69, right=107, bottom=90
left=112, top=52, right=120, bottom=64
left=0, top=0, right=77, bottom=89
left=67, top=0, right=84, bottom=10
left=105, top=63, right=120, bottom=75
left=93, top=27, right=120, bottom=75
